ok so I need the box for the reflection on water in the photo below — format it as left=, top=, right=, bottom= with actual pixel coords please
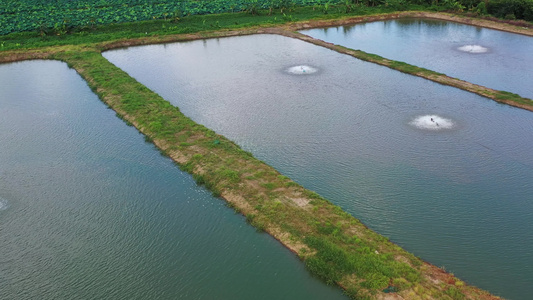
left=104, top=34, right=533, bottom=300
left=302, top=18, right=533, bottom=99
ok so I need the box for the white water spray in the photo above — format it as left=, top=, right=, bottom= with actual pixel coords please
left=410, top=115, right=454, bottom=130
left=457, top=45, right=488, bottom=53
left=287, top=65, right=318, bottom=74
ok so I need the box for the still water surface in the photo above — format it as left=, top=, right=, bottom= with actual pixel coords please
left=301, top=18, right=533, bottom=99
left=0, top=60, right=348, bottom=299
left=104, top=34, right=533, bottom=299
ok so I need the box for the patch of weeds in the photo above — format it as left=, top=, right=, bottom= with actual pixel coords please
left=158, top=148, right=170, bottom=157
left=179, top=161, right=194, bottom=173
left=304, top=236, right=352, bottom=284
left=315, top=221, right=340, bottom=235
left=261, top=182, right=277, bottom=190
left=392, top=277, right=412, bottom=290
left=285, top=181, right=299, bottom=187
left=217, top=168, right=241, bottom=184
left=246, top=213, right=266, bottom=232
left=246, top=213, right=256, bottom=223
left=360, top=272, right=389, bottom=289
left=305, top=255, right=340, bottom=285
left=445, top=286, right=466, bottom=300
left=349, top=236, right=361, bottom=244
left=303, top=190, right=324, bottom=200
left=211, top=187, right=222, bottom=198
left=267, top=200, right=283, bottom=212
left=192, top=153, right=203, bottom=161
left=495, top=90, right=526, bottom=102
left=282, top=13, right=294, bottom=21
left=277, top=175, right=289, bottom=181
left=389, top=60, right=421, bottom=74
left=253, top=170, right=266, bottom=179
left=226, top=201, right=239, bottom=211
left=149, top=120, right=163, bottom=131
left=193, top=174, right=206, bottom=185
left=143, top=134, right=153, bottom=143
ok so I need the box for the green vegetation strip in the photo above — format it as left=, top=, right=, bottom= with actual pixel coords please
left=3, top=8, right=529, bottom=299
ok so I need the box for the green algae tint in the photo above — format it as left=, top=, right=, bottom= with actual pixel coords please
left=103, top=34, right=533, bottom=300
left=0, top=60, right=348, bottom=300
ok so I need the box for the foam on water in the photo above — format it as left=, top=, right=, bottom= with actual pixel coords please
left=410, top=115, right=454, bottom=130
left=287, top=65, right=318, bottom=75
left=457, top=45, right=488, bottom=53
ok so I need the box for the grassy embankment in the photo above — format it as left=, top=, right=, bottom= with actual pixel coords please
left=2, top=5, right=531, bottom=299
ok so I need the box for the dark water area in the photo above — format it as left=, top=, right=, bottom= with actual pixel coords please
left=301, top=18, right=533, bottom=100
left=104, top=34, right=533, bottom=299
left=0, top=60, right=348, bottom=300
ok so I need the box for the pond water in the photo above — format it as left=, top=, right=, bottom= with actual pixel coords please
left=104, top=34, right=533, bottom=299
left=301, top=18, right=533, bottom=100
left=0, top=60, right=348, bottom=300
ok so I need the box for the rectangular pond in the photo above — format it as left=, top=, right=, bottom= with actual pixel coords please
left=0, top=60, right=348, bottom=300
left=301, top=18, right=533, bottom=100
left=104, top=34, right=533, bottom=300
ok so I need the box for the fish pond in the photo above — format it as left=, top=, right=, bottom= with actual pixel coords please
left=0, top=60, right=348, bottom=300
left=301, top=18, right=533, bottom=100
left=104, top=34, right=533, bottom=299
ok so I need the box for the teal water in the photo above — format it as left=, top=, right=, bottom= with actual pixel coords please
left=104, top=34, right=533, bottom=299
left=0, top=60, right=348, bottom=300
left=301, top=18, right=533, bottom=99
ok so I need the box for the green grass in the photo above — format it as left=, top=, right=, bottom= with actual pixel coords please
left=493, top=90, right=533, bottom=106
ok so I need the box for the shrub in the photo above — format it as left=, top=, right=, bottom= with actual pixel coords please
left=488, top=0, right=533, bottom=21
